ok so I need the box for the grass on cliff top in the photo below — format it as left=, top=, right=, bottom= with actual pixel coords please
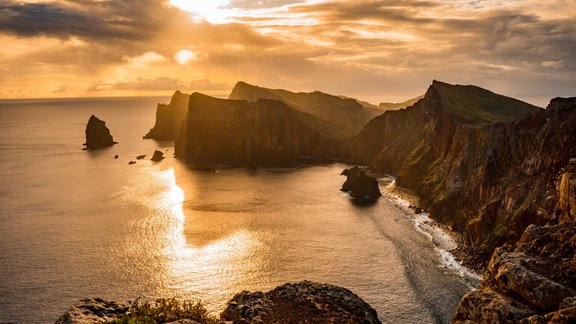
left=107, top=298, right=222, bottom=324
left=433, top=80, right=541, bottom=126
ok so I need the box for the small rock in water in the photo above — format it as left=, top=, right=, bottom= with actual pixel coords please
left=114, top=155, right=119, bottom=159
left=151, top=150, right=164, bottom=162
left=128, top=161, right=136, bottom=165
left=136, top=155, right=146, bottom=160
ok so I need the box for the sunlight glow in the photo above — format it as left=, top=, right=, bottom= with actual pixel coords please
left=169, top=0, right=232, bottom=23
left=174, top=49, right=199, bottom=65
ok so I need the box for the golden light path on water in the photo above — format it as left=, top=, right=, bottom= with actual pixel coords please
left=148, top=166, right=266, bottom=310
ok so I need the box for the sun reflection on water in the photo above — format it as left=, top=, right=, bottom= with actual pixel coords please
left=153, top=167, right=265, bottom=303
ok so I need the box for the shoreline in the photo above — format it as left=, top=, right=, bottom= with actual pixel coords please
left=377, top=175, right=483, bottom=285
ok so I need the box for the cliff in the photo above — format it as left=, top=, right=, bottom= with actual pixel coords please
left=84, top=115, right=117, bottom=150
left=351, top=81, right=576, bottom=264
left=144, top=90, right=189, bottom=140
left=175, top=93, right=350, bottom=167
left=229, top=81, right=381, bottom=132
left=453, top=223, right=576, bottom=323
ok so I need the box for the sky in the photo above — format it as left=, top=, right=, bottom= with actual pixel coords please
left=0, top=0, right=574, bottom=105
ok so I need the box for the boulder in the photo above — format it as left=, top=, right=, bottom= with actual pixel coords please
left=221, top=280, right=381, bottom=323
left=55, top=298, right=128, bottom=323
left=84, top=115, right=117, bottom=150
left=151, top=150, right=164, bottom=162
left=340, top=166, right=381, bottom=205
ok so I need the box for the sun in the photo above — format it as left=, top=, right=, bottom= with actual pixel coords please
left=169, top=0, right=232, bottom=23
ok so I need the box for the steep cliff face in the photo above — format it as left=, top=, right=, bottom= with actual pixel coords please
left=144, top=90, right=189, bottom=140
left=352, top=81, right=576, bottom=261
left=175, top=93, right=348, bottom=167
left=229, top=81, right=381, bottom=132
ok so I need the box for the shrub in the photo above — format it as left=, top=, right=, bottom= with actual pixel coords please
left=108, top=298, right=222, bottom=324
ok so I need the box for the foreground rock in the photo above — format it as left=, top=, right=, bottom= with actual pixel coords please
left=55, top=298, right=128, bottom=323
left=84, top=115, right=117, bottom=150
left=56, top=282, right=380, bottom=323
left=340, top=166, right=381, bottom=205
left=221, top=281, right=381, bottom=323
left=453, top=223, right=576, bottom=323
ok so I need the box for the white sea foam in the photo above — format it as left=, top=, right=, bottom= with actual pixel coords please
left=380, top=177, right=482, bottom=284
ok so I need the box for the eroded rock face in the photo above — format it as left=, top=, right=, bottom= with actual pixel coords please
left=453, top=223, right=576, bottom=323
left=221, top=280, right=381, bottom=323
left=175, top=93, right=347, bottom=167
left=340, top=166, right=381, bottom=205
left=352, top=82, right=576, bottom=264
left=55, top=298, right=128, bottom=323
left=84, top=115, right=116, bottom=150
left=144, top=90, right=189, bottom=140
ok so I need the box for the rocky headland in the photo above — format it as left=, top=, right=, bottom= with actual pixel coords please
left=56, top=281, right=380, bottom=323
left=174, top=92, right=349, bottom=167
left=84, top=115, right=117, bottom=150
left=229, top=81, right=383, bottom=133
left=351, top=81, right=576, bottom=267
left=144, top=90, right=189, bottom=140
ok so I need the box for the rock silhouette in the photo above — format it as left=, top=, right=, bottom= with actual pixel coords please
left=151, top=150, right=164, bottom=162
left=144, top=90, right=189, bottom=140
left=175, top=93, right=347, bottom=167
left=340, top=166, right=381, bottom=205
left=83, top=115, right=117, bottom=150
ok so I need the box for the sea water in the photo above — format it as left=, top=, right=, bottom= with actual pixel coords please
left=0, top=97, right=477, bottom=323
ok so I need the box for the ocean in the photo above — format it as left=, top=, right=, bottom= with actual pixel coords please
left=0, top=97, right=478, bottom=323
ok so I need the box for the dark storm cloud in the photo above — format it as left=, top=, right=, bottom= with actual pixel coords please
left=0, top=0, right=175, bottom=40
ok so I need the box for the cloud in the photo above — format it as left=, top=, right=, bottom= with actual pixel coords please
left=124, top=52, right=168, bottom=67
left=88, top=77, right=229, bottom=92
left=0, top=0, right=177, bottom=41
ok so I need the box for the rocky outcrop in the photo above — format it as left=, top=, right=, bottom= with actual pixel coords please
left=151, top=150, right=165, bottom=162
left=57, top=282, right=380, bottom=323
left=340, top=166, right=381, bottom=205
left=144, top=90, right=189, bottom=140
left=453, top=223, right=576, bottom=323
left=55, top=298, right=128, bottom=323
left=221, top=280, right=381, bottom=323
left=352, top=81, right=576, bottom=264
left=84, top=115, right=117, bottom=150
left=175, top=93, right=349, bottom=167
left=229, top=81, right=380, bottom=133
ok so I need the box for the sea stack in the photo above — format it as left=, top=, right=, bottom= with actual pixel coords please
left=84, top=115, right=117, bottom=150
left=151, top=150, right=164, bottom=162
left=340, top=166, right=381, bottom=205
